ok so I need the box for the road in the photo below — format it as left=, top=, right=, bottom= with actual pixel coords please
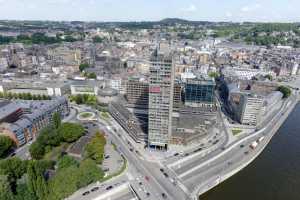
left=106, top=124, right=191, bottom=200
left=175, top=94, right=297, bottom=198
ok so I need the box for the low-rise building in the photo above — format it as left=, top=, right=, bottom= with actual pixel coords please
left=0, top=97, right=69, bottom=146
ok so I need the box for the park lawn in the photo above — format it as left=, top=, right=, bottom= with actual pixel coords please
left=232, top=129, right=243, bottom=136
left=44, top=143, right=70, bottom=161
left=100, top=112, right=110, bottom=120
left=80, top=112, right=93, bottom=118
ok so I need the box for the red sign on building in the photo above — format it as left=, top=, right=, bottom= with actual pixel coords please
left=149, top=86, right=161, bottom=93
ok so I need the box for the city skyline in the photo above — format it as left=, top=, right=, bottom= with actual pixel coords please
left=0, top=0, right=299, bottom=22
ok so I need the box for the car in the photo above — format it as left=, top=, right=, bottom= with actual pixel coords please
left=106, top=186, right=113, bottom=190
left=82, top=191, right=90, bottom=196
left=139, top=181, right=143, bottom=186
left=130, top=148, right=134, bottom=152
left=146, top=192, right=150, bottom=197
left=162, top=193, right=167, bottom=199
left=163, top=172, right=169, bottom=178
left=91, top=187, right=99, bottom=192
left=173, top=153, right=179, bottom=156
left=103, top=168, right=109, bottom=172
left=184, top=153, right=189, bottom=157
left=240, top=144, right=245, bottom=148
left=105, top=155, right=110, bottom=159
left=160, top=168, right=164, bottom=172
left=244, top=151, right=249, bottom=155
left=145, top=176, right=150, bottom=181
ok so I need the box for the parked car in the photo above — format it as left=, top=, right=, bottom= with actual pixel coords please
left=91, top=187, right=99, bottom=192
left=106, top=185, right=113, bottom=190
left=82, top=191, right=90, bottom=196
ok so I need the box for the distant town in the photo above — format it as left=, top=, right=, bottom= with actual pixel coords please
left=0, top=19, right=300, bottom=200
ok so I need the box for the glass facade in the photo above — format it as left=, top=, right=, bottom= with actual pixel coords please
left=185, top=79, right=215, bottom=105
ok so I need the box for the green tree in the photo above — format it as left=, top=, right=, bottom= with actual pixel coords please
left=48, top=166, right=79, bottom=200
left=87, top=72, right=97, bottom=79
left=29, top=142, right=45, bottom=160
left=278, top=86, right=292, bottom=98
left=77, top=159, right=103, bottom=188
left=0, top=175, right=14, bottom=200
left=84, top=132, right=106, bottom=164
left=79, top=63, right=89, bottom=72
left=0, top=157, right=27, bottom=183
left=92, top=36, right=103, bottom=43
left=58, top=123, right=84, bottom=143
left=52, top=112, right=61, bottom=129
left=27, top=161, right=49, bottom=200
left=15, top=183, right=37, bottom=200
left=0, top=135, right=15, bottom=158
left=57, top=155, right=79, bottom=170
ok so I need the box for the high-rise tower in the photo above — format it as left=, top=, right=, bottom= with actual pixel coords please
left=148, top=49, right=175, bottom=150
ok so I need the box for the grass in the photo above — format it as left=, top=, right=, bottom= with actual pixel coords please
left=100, top=112, right=110, bottom=120
left=79, top=112, right=93, bottom=118
left=44, top=143, right=70, bottom=161
left=232, top=129, right=243, bottom=136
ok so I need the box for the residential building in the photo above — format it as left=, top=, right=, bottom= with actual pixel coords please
left=0, top=97, right=69, bottom=146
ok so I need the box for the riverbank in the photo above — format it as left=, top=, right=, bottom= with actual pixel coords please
left=197, top=95, right=298, bottom=199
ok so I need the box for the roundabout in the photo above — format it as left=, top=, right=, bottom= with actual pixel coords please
left=77, top=111, right=96, bottom=121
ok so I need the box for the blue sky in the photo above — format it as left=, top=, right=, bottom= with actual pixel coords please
left=0, top=0, right=299, bottom=22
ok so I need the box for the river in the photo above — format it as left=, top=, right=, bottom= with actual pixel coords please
left=200, top=103, right=300, bottom=200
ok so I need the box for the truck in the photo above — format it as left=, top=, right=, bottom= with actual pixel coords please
left=250, top=141, right=258, bottom=149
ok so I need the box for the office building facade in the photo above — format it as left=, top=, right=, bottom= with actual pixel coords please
left=237, top=93, right=263, bottom=126
left=184, top=77, right=215, bottom=107
left=148, top=52, right=175, bottom=149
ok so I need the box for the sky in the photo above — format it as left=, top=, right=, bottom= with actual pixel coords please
left=0, top=0, right=299, bottom=22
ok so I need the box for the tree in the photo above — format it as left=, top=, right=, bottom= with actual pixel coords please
left=58, top=123, right=84, bottom=143
left=15, top=183, right=37, bottom=200
left=48, top=166, right=78, bottom=200
left=87, top=72, right=97, bottom=79
left=27, top=161, right=50, bottom=200
left=0, top=175, right=14, bottom=200
left=0, top=135, right=15, bottom=158
left=52, top=112, right=61, bottom=129
left=84, top=132, right=106, bottom=164
left=264, top=74, right=273, bottom=81
left=79, top=63, right=89, bottom=72
left=29, top=142, right=45, bottom=160
left=0, top=157, right=27, bottom=182
left=92, top=36, right=103, bottom=43
left=277, top=86, right=291, bottom=98
left=77, top=159, right=103, bottom=188
left=57, top=155, right=79, bottom=170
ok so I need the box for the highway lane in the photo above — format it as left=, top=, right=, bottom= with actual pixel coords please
left=179, top=95, right=297, bottom=197
left=106, top=126, right=190, bottom=200
left=172, top=96, right=293, bottom=178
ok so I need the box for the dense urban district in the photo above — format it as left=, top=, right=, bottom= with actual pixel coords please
left=0, top=19, right=300, bottom=200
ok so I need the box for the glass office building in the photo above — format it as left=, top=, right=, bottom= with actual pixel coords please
left=184, top=77, right=215, bottom=107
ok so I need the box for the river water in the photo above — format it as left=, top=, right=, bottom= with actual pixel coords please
left=200, top=104, right=300, bottom=200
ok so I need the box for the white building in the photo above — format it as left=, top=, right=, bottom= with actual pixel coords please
left=237, top=93, right=264, bottom=126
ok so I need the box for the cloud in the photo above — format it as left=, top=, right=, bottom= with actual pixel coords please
left=241, top=3, right=261, bottom=12
left=182, top=4, right=197, bottom=12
